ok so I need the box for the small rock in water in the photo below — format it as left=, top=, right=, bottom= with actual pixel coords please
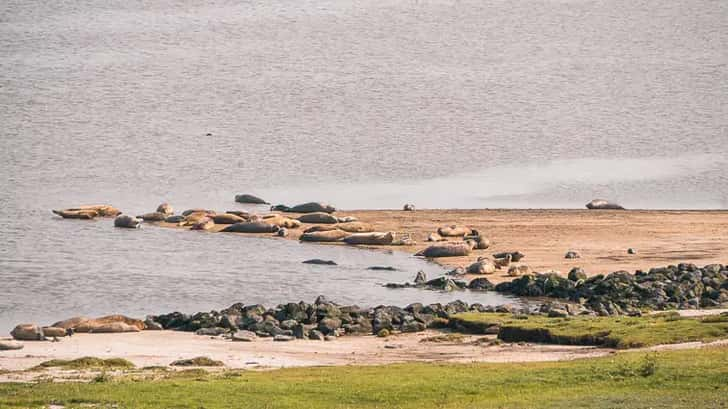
left=565, top=250, right=581, bottom=259
left=302, top=259, right=337, bottom=266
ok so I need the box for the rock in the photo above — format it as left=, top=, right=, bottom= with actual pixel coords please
left=467, top=259, right=496, bottom=275
left=568, top=267, right=587, bottom=281
left=274, top=335, right=295, bottom=342
left=171, top=357, right=223, bottom=367
left=235, top=194, right=269, bottom=204
left=585, top=199, right=625, bottom=210
left=114, top=215, right=141, bottom=228
left=287, top=202, right=336, bottom=214
left=299, top=229, right=350, bottom=242
left=416, top=243, right=472, bottom=258
left=302, top=259, right=337, bottom=266
left=221, top=222, right=279, bottom=234
left=297, top=212, right=339, bottom=224
left=232, top=330, right=257, bottom=342
left=467, top=277, right=495, bottom=290
left=196, top=327, right=227, bottom=336
left=309, top=329, right=325, bottom=340
left=401, top=319, right=426, bottom=332
left=315, top=295, right=330, bottom=305
left=403, top=204, right=415, bottom=211
left=317, top=318, right=342, bottom=335
left=414, top=270, right=428, bottom=285
left=565, top=250, right=581, bottom=259
left=325, top=335, right=337, bottom=341
left=437, top=225, right=473, bottom=237
left=41, top=327, right=66, bottom=338
left=343, top=232, right=394, bottom=245
left=0, top=340, right=24, bottom=350
left=11, top=324, right=43, bottom=341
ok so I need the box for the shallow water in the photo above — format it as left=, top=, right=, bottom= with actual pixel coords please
left=1, top=0, right=726, bottom=332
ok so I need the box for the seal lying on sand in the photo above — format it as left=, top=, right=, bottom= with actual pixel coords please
left=221, top=221, right=279, bottom=233
left=466, top=259, right=496, bottom=275
left=437, top=225, right=474, bottom=237
left=156, top=203, right=173, bottom=215
left=235, top=194, right=269, bottom=204
left=299, top=229, right=350, bottom=242
left=279, top=202, right=336, bottom=214
left=493, top=251, right=525, bottom=262
left=182, top=209, right=216, bottom=217
left=212, top=214, right=246, bottom=224
left=416, top=242, right=472, bottom=258
left=304, top=225, right=339, bottom=233
left=343, top=232, right=394, bottom=245
left=298, top=212, right=339, bottom=224
left=585, top=199, right=625, bottom=210
left=52, top=209, right=98, bottom=219
left=263, top=215, right=302, bottom=228
left=337, top=222, right=374, bottom=233
left=226, top=210, right=250, bottom=218
left=190, top=218, right=214, bottom=230
left=139, top=212, right=166, bottom=222
left=493, top=254, right=512, bottom=269
left=164, top=215, right=186, bottom=224
left=114, top=215, right=141, bottom=228
left=59, top=205, right=121, bottom=217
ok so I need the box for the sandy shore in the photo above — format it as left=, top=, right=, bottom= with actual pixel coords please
left=163, top=209, right=728, bottom=284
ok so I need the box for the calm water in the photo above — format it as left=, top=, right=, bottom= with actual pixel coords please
left=1, top=0, right=726, bottom=332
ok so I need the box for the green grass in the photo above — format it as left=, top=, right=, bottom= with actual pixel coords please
left=0, top=347, right=727, bottom=408
left=450, top=312, right=728, bottom=348
left=32, top=357, right=135, bottom=370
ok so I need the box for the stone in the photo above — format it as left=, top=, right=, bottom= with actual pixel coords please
left=568, top=267, right=587, bottom=281
left=309, top=329, right=325, bottom=340
left=467, top=277, right=495, bottom=291
left=318, top=318, right=342, bottom=335
left=232, top=330, right=257, bottom=342
left=628, top=248, right=637, bottom=254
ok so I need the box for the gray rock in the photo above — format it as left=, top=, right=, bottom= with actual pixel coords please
left=232, top=330, right=257, bottom=342
left=309, top=329, right=325, bottom=340
left=274, top=335, right=295, bottom=342
left=565, top=250, right=581, bottom=259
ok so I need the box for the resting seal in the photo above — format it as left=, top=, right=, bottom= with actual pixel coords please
left=285, top=202, right=336, bottom=214
left=164, top=215, right=186, bottom=224
left=182, top=208, right=216, bottom=217
left=212, top=214, right=246, bottom=224
left=138, top=212, right=166, bottom=222
left=336, top=222, right=374, bottom=233
left=415, top=243, right=472, bottom=258
left=437, top=225, right=473, bottom=237
left=297, top=212, right=339, bottom=224
left=466, top=259, right=496, bottom=275
left=299, top=229, right=350, bottom=242
left=343, top=232, right=394, bottom=245
left=190, top=218, right=215, bottom=230
left=585, top=199, right=625, bottom=210
left=403, top=204, right=415, bottom=211
left=114, top=215, right=141, bottom=228
left=263, top=215, right=302, bottom=228
left=492, top=251, right=525, bottom=262
left=221, top=222, right=279, bottom=233
left=52, top=209, right=98, bottom=219
left=235, top=194, right=269, bottom=204
left=156, top=203, right=174, bottom=215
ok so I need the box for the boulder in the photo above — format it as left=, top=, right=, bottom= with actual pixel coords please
left=568, top=267, right=587, bottom=281
left=235, top=194, right=269, bottom=204
left=297, top=212, right=339, bottom=224
left=416, top=243, right=471, bottom=258
left=231, top=330, right=257, bottom=342
left=11, top=324, right=44, bottom=341
left=467, top=277, right=495, bottom=290
left=309, top=329, right=325, bottom=340
left=586, top=199, right=625, bottom=210
left=343, top=232, right=394, bottom=245
left=221, top=222, right=279, bottom=234
left=317, top=318, right=342, bottom=335
left=437, top=225, right=473, bottom=237
left=299, top=229, right=350, bottom=242
left=274, top=335, right=295, bottom=342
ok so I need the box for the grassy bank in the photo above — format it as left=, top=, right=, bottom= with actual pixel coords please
left=1, top=347, right=727, bottom=408
left=450, top=312, right=728, bottom=348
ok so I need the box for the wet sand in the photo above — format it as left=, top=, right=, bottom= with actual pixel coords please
left=163, top=209, right=728, bottom=284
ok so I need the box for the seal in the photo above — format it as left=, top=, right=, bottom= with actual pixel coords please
left=263, top=215, right=302, bottom=228
left=493, top=254, right=512, bottom=269
left=403, top=204, right=415, bottom=211
left=156, top=203, right=173, bottom=215
left=164, top=215, right=186, bottom=224
left=71, top=205, right=121, bottom=217
left=298, top=212, right=339, bottom=224
left=299, top=229, right=350, bottom=242
left=52, top=209, right=98, bottom=219
left=415, top=243, right=472, bottom=258
left=585, top=199, right=625, bottom=210
left=286, top=202, right=336, bottom=214
left=343, top=232, right=394, bottom=245
left=190, top=218, right=215, bottom=230
left=507, top=265, right=530, bottom=276
left=221, top=221, right=279, bottom=233
left=226, top=210, right=250, bottom=218
left=114, top=215, right=141, bottom=228
left=212, top=214, right=246, bottom=224
left=466, top=259, right=496, bottom=275
left=235, top=194, right=269, bottom=204
left=303, top=225, right=338, bottom=233
left=277, top=227, right=289, bottom=237
left=336, top=222, right=374, bottom=233
left=302, top=259, right=337, bottom=265
left=437, top=225, right=474, bottom=237
left=138, top=212, right=166, bottom=222
left=182, top=208, right=216, bottom=217
left=492, top=251, right=525, bottom=262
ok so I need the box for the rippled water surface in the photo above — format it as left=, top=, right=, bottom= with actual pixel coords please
left=1, top=0, right=726, bottom=332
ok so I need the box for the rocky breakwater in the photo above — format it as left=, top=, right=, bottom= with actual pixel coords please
left=145, top=296, right=524, bottom=341
left=495, top=263, right=728, bottom=315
